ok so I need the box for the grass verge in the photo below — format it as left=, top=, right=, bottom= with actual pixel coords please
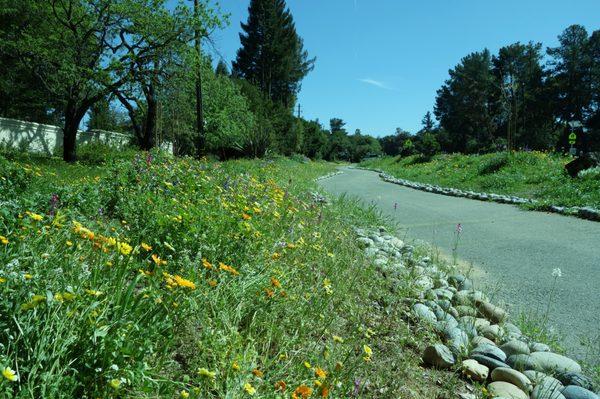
left=0, top=151, right=463, bottom=398
left=360, top=152, right=600, bottom=210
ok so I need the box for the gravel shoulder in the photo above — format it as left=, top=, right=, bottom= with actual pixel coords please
left=319, top=166, right=600, bottom=364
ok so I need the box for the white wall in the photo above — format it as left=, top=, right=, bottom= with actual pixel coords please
left=0, top=117, right=172, bottom=155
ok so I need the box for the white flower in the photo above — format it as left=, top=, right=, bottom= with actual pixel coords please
left=551, top=268, right=562, bottom=278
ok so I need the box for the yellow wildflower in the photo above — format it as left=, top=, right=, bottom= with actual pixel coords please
left=252, top=368, right=264, bottom=378
left=272, top=252, right=281, bottom=260
left=117, top=242, right=132, bottom=256
left=180, top=391, right=190, bottom=398
left=2, top=367, right=18, bottom=382
left=197, top=368, right=216, bottom=379
left=292, top=385, right=313, bottom=399
left=303, top=361, right=311, bottom=369
left=232, top=361, right=240, bottom=371
left=27, top=212, right=43, bottom=221
left=208, top=279, right=218, bottom=287
left=363, top=345, right=373, bottom=362
left=66, top=240, right=73, bottom=247
left=109, top=378, right=121, bottom=390
left=85, top=289, right=103, bottom=297
left=244, top=382, right=256, bottom=395
left=275, top=380, right=287, bottom=391
left=152, top=254, right=167, bottom=265
left=202, top=258, right=213, bottom=269
left=219, top=262, right=239, bottom=276
left=141, top=242, right=152, bottom=251
left=0, top=235, right=8, bottom=245
left=242, top=213, right=252, bottom=220
left=0, top=278, right=6, bottom=283
left=24, top=273, right=33, bottom=279
left=314, top=367, right=327, bottom=379
left=332, top=335, right=344, bottom=343
left=174, top=275, right=196, bottom=290
left=271, top=277, right=282, bottom=288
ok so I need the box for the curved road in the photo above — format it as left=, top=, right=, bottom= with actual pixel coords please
left=319, top=167, right=600, bottom=364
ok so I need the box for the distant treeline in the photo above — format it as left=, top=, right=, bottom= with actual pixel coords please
left=379, top=25, right=600, bottom=158
left=0, top=0, right=380, bottom=162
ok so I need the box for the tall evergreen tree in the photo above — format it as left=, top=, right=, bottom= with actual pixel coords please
left=492, top=42, right=554, bottom=149
left=547, top=25, right=592, bottom=123
left=233, top=0, right=315, bottom=107
left=421, top=111, right=435, bottom=132
left=434, top=50, right=497, bottom=153
left=215, top=60, right=230, bottom=76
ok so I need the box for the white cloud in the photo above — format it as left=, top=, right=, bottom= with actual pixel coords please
left=359, top=78, right=394, bottom=91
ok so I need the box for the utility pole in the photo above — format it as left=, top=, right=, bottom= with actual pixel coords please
left=194, top=0, right=205, bottom=157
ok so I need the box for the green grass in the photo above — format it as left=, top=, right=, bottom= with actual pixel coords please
left=0, top=151, right=464, bottom=398
left=360, top=152, right=600, bottom=210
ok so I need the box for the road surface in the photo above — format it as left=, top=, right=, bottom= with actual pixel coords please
left=319, top=166, right=600, bottom=364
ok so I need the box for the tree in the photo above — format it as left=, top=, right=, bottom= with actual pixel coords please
left=3, top=0, right=211, bottom=162
left=232, top=0, right=315, bottom=108
left=421, top=111, right=435, bottom=132
left=587, top=30, right=600, bottom=150
left=215, top=60, right=230, bottom=76
left=87, top=96, right=124, bottom=132
left=547, top=25, right=592, bottom=124
left=492, top=42, right=554, bottom=150
left=434, top=49, right=497, bottom=153
left=301, top=119, right=328, bottom=159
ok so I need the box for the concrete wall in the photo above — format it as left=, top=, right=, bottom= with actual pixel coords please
left=0, top=117, right=172, bottom=155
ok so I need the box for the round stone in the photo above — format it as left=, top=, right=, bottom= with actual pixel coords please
left=556, top=372, right=596, bottom=391
left=472, top=336, right=496, bottom=347
left=472, top=343, right=507, bottom=362
left=492, top=367, right=533, bottom=393
left=477, top=301, right=508, bottom=323
left=530, top=352, right=582, bottom=374
left=561, top=386, right=599, bottom=399
left=456, top=305, right=477, bottom=317
left=488, top=381, right=529, bottom=399
left=461, top=359, right=489, bottom=382
left=445, top=328, right=470, bottom=355
left=481, top=324, right=505, bottom=341
left=469, top=354, right=510, bottom=371
left=532, top=377, right=566, bottom=399
left=530, top=342, right=551, bottom=352
left=507, top=354, right=540, bottom=371
left=423, top=344, right=455, bottom=369
left=412, top=303, right=437, bottom=323
left=500, top=340, right=531, bottom=357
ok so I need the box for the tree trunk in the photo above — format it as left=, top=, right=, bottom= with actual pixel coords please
left=63, top=103, right=85, bottom=163
left=141, top=87, right=157, bottom=151
left=194, top=0, right=205, bottom=157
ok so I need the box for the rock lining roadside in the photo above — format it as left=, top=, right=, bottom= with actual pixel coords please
left=353, top=167, right=600, bottom=222
left=354, top=226, right=598, bottom=398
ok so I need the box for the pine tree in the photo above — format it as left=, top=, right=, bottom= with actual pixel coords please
left=215, top=60, right=230, bottom=76
left=233, top=0, right=315, bottom=107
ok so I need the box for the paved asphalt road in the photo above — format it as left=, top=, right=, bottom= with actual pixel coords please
left=319, top=166, right=600, bottom=364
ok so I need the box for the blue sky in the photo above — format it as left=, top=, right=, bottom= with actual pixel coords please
left=207, top=0, right=600, bottom=137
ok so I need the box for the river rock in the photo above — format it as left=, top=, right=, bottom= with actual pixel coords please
left=556, top=372, right=596, bottom=391
left=472, top=336, right=497, bottom=347
left=413, top=303, right=437, bottom=323
left=423, top=344, right=455, bottom=369
left=491, top=367, right=533, bottom=393
left=472, top=343, right=507, bottom=362
left=481, top=324, right=505, bottom=341
left=500, top=340, right=531, bottom=357
left=524, top=372, right=564, bottom=389
left=508, top=354, right=540, bottom=371
left=530, top=342, right=551, bottom=352
left=446, top=328, right=470, bottom=354
left=488, top=381, right=529, bottom=399
left=530, top=352, right=582, bottom=374
left=461, top=359, right=489, bottom=382
left=561, top=386, right=599, bottom=399
left=433, top=288, right=454, bottom=301
left=470, top=354, right=510, bottom=371
left=357, top=237, right=374, bottom=248
left=454, top=291, right=472, bottom=306
left=532, top=377, right=566, bottom=399
left=477, top=301, right=508, bottom=323
left=456, top=305, right=477, bottom=317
